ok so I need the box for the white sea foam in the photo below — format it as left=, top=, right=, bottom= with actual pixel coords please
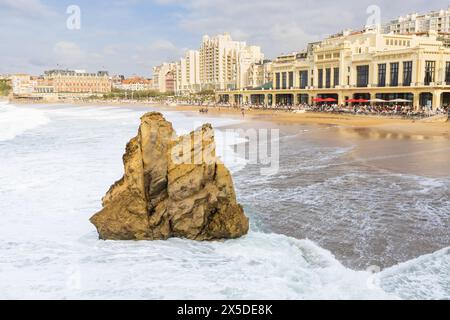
left=0, top=104, right=448, bottom=300
left=0, top=102, right=50, bottom=142
left=376, top=247, right=450, bottom=300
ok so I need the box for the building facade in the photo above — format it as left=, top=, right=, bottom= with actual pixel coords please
left=11, top=74, right=34, bottom=95
left=217, top=29, right=450, bottom=109
left=152, top=33, right=264, bottom=94
left=246, top=60, right=273, bottom=89
left=152, top=63, right=176, bottom=93
left=44, top=70, right=111, bottom=94
left=113, top=76, right=153, bottom=91
left=175, top=50, right=201, bottom=95
left=199, top=33, right=264, bottom=91
left=383, top=7, right=450, bottom=47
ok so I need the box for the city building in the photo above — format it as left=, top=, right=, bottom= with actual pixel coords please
left=152, top=63, right=176, bottom=93
left=11, top=74, right=34, bottom=95
left=199, top=33, right=264, bottom=91
left=217, top=29, right=450, bottom=109
left=113, top=76, right=153, bottom=91
left=246, top=60, right=273, bottom=89
left=165, top=71, right=176, bottom=94
left=175, top=50, right=201, bottom=95
left=44, top=70, right=111, bottom=94
left=11, top=70, right=111, bottom=101
left=152, top=33, right=264, bottom=94
left=383, top=7, right=450, bottom=47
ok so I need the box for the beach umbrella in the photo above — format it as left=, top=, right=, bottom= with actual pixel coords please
left=344, top=99, right=358, bottom=103
left=323, top=98, right=337, bottom=102
left=313, top=98, right=326, bottom=102
left=369, top=98, right=387, bottom=103
left=355, top=99, right=370, bottom=103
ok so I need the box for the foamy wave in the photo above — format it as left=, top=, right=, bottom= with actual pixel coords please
left=376, top=246, right=450, bottom=300
left=0, top=102, right=50, bottom=142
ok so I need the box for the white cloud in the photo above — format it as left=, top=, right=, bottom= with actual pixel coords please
left=154, top=0, right=448, bottom=58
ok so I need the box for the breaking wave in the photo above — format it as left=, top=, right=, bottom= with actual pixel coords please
left=0, top=102, right=50, bottom=142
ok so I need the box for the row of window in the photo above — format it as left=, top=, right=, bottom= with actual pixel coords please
left=358, top=60, right=450, bottom=87
left=275, top=69, right=340, bottom=89
left=274, top=61, right=450, bottom=89
left=375, top=62, right=411, bottom=87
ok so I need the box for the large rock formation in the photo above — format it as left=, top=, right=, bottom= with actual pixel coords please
left=90, top=112, right=249, bottom=241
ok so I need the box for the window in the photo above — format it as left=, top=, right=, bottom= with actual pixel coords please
left=424, top=61, right=436, bottom=85
left=356, top=65, right=369, bottom=87
left=403, top=61, right=413, bottom=86
left=334, top=68, right=340, bottom=87
left=318, top=69, right=323, bottom=88
left=282, top=72, right=287, bottom=89
left=390, top=62, right=399, bottom=87
left=325, top=68, right=331, bottom=88
left=299, top=71, right=308, bottom=89
left=378, top=64, right=386, bottom=87
left=275, top=73, right=280, bottom=89
left=446, top=62, right=450, bottom=85
left=288, top=72, right=294, bottom=89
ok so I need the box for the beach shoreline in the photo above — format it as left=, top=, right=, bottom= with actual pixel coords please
left=8, top=99, right=450, bottom=138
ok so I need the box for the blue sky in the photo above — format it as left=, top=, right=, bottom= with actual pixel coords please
left=0, top=0, right=448, bottom=76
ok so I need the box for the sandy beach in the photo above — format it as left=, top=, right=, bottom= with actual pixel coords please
left=11, top=99, right=450, bottom=138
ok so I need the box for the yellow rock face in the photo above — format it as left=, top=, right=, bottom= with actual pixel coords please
left=90, top=112, right=249, bottom=241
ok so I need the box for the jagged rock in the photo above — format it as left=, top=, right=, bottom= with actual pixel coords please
left=90, top=112, right=249, bottom=241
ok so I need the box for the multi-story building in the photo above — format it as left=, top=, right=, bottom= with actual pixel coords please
left=199, top=33, right=264, bottom=91
left=217, top=29, right=450, bottom=109
left=175, top=50, right=201, bottom=95
left=165, top=71, right=175, bottom=94
left=152, top=63, right=176, bottom=93
left=383, top=7, right=450, bottom=47
left=152, top=33, right=264, bottom=94
left=113, top=76, right=153, bottom=91
left=44, top=70, right=111, bottom=94
left=246, top=60, right=273, bottom=89
left=11, top=74, right=34, bottom=95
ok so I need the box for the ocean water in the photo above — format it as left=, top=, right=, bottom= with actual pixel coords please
left=0, top=101, right=448, bottom=300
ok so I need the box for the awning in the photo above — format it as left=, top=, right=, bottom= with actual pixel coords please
left=313, top=97, right=336, bottom=102
left=388, top=99, right=412, bottom=103
left=344, top=99, right=369, bottom=103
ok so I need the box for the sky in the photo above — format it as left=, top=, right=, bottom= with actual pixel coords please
left=0, top=0, right=448, bottom=77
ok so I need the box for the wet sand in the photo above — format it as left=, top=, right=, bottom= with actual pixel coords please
left=13, top=100, right=450, bottom=137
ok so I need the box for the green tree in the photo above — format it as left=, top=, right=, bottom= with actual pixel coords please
left=0, top=80, right=11, bottom=96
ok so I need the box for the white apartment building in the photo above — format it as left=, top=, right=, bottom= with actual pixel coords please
left=199, top=33, right=264, bottom=91
left=11, top=74, right=35, bottom=95
left=175, top=50, right=201, bottom=95
left=246, top=61, right=273, bottom=89
left=383, top=7, right=450, bottom=46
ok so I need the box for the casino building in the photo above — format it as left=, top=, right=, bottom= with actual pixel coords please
left=216, top=28, right=450, bottom=110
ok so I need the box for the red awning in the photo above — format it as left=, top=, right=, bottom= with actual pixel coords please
left=345, top=98, right=369, bottom=103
